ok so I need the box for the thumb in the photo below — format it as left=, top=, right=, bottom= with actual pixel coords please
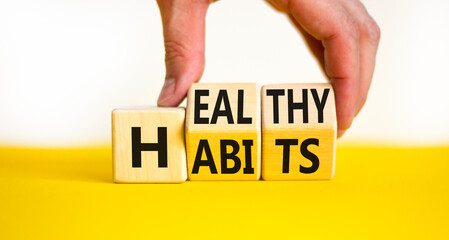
left=156, top=0, right=211, bottom=107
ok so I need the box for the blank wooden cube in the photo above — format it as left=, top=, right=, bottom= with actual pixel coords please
left=185, top=83, right=261, bottom=180
left=261, top=83, right=337, bottom=180
left=112, top=108, right=187, bottom=183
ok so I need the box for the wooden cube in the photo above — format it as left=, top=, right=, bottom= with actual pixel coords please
left=261, top=83, right=337, bottom=180
left=112, top=108, right=187, bottom=183
left=185, top=83, right=261, bottom=180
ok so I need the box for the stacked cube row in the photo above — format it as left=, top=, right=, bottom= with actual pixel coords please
left=112, top=83, right=336, bottom=183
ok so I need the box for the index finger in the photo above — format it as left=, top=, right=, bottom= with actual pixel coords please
left=288, top=0, right=361, bottom=134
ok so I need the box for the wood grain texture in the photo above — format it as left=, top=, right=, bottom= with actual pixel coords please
left=112, top=108, right=187, bottom=183
left=261, top=83, right=337, bottom=180
left=185, top=83, right=261, bottom=180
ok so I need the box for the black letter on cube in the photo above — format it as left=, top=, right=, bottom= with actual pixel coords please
left=275, top=139, right=298, bottom=173
left=131, top=127, right=168, bottom=168
left=220, top=140, right=241, bottom=174
left=192, top=140, right=218, bottom=174
left=300, top=138, right=319, bottom=174
left=288, top=89, right=308, bottom=124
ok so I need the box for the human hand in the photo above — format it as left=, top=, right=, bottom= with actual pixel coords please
left=156, top=0, right=380, bottom=138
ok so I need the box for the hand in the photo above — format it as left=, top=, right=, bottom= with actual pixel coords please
left=156, top=0, right=380, bottom=138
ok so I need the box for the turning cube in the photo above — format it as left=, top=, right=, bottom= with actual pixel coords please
left=261, top=83, right=337, bottom=180
left=185, top=83, right=261, bottom=180
left=112, top=108, right=187, bottom=183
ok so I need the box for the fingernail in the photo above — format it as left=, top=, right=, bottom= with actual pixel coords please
left=337, top=129, right=346, bottom=138
left=157, top=78, right=176, bottom=106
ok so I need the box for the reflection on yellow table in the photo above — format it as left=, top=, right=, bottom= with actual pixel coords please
left=1, top=144, right=448, bottom=239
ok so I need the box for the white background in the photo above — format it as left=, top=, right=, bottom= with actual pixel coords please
left=0, top=0, right=448, bottom=146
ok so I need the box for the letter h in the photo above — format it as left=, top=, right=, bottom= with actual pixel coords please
left=131, top=127, right=168, bottom=168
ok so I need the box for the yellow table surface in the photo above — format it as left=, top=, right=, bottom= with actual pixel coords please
left=1, top=144, right=448, bottom=239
